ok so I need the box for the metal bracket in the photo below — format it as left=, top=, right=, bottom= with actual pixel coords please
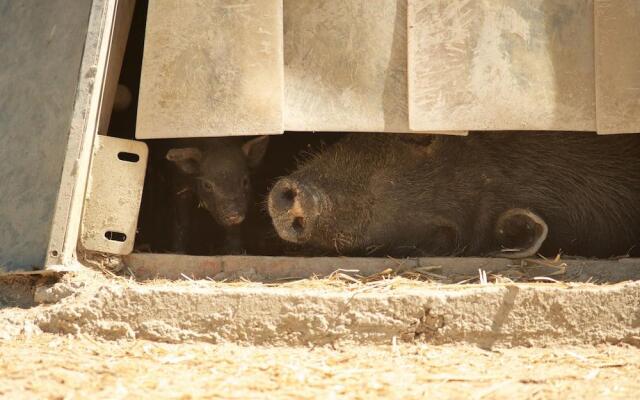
left=80, top=135, right=148, bottom=255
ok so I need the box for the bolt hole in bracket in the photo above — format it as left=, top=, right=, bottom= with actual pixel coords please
left=117, top=152, right=140, bottom=163
left=80, top=135, right=148, bottom=255
left=104, top=231, right=127, bottom=242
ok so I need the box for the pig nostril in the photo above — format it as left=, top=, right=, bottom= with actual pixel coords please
left=292, top=217, right=305, bottom=234
left=274, top=187, right=298, bottom=211
left=282, top=188, right=296, bottom=203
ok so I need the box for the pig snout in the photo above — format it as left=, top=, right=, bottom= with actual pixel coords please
left=221, top=211, right=245, bottom=226
left=268, top=178, right=324, bottom=244
left=215, top=203, right=246, bottom=227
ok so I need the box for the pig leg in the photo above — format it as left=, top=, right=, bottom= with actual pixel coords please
left=170, top=185, right=195, bottom=254
left=493, top=208, right=549, bottom=259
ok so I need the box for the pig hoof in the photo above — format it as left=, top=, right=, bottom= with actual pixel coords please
left=268, top=178, right=322, bottom=244
left=494, top=208, right=548, bottom=259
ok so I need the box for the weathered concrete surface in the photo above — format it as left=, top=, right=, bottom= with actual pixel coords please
left=124, top=254, right=640, bottom=284
left=595, top=0, right=640, bottom=134
left=0, top=0, right=93, bottom=270
left=1, top=270, right=639, bottom=348
left=408, top=0, right=596, bottom=131
left=0, top=274, right=56, bottom=309
left=284, top=0, right=410, bottom=132
left=136, top=0, right=284, bottom=138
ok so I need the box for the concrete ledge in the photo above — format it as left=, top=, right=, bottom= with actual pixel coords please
left=2, top=271, right=637, bottom=348
left=125, top=253, right=640, bottom=284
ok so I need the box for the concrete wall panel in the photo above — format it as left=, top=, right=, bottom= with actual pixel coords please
left=595, top=0, right=640, bottom=134
left=408, top=0, right=596, bottom=132
left=136, top=0, right=284, bottom=139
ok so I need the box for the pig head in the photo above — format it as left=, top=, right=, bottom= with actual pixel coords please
left=167, top=136, right=269, bottom=227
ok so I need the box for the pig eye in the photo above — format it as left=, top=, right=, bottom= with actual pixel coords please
left=242, top=176, right=250, bottom=189
left=200, top=180, right=214, bottom=192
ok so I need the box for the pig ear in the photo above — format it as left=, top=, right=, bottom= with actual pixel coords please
left=494, top=208, right=548, bottom=259
left=166, top=147, right=203, bottom=175
left=242, top=135, right=269, bottom=168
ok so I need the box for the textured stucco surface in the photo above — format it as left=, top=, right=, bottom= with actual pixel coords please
left=0, top=0, right=93, bottom=270
left=1, top=270, right=639, bottom=348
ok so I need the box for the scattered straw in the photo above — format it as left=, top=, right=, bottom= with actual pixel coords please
left=478, top=269, right=488, bottom=285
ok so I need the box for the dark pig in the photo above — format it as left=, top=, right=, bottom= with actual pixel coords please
left=267, top=132, right=640, bottom=258
left=165, top=136, right=269, bottom=254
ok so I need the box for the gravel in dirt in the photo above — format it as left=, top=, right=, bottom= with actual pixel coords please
left=1, top=334, right=639, bottom=399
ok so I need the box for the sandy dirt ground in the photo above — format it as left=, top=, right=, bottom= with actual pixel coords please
left=1, top=334, right=639, bottom=399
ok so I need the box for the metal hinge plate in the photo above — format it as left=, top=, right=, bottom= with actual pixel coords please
left=80, top=135, right=148, bottom=255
